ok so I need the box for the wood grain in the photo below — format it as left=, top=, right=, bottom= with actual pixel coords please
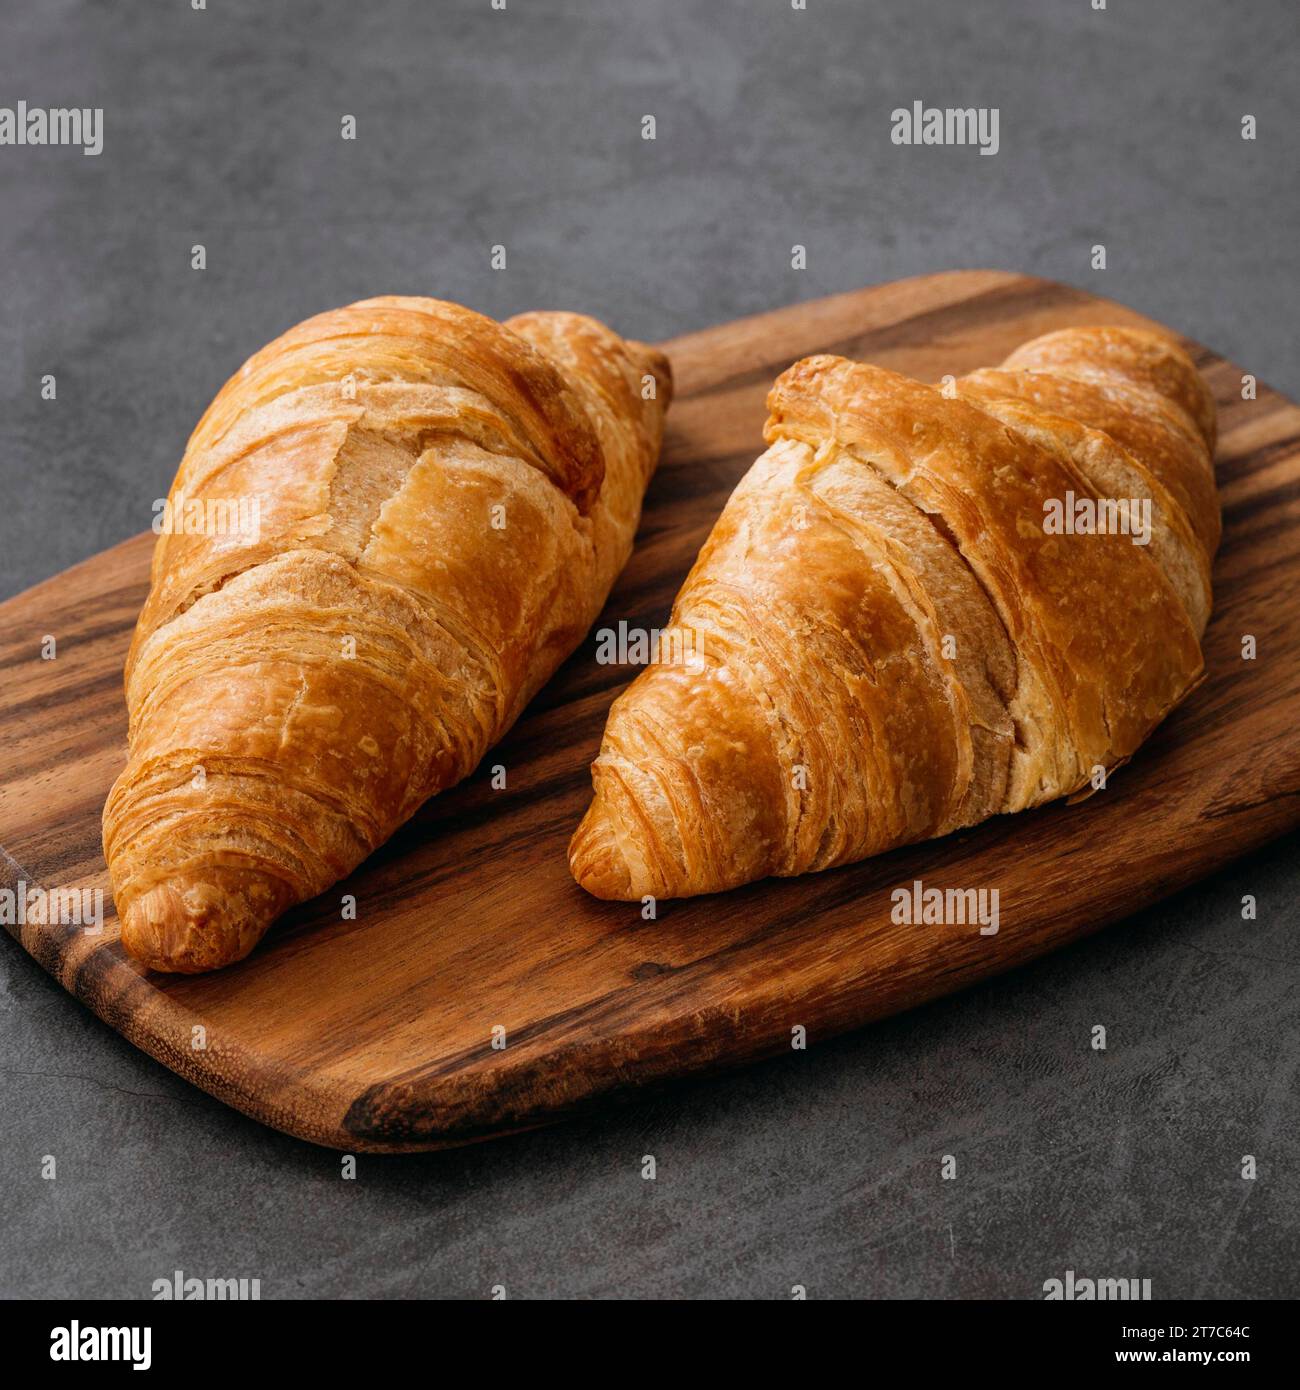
left=2, top=271, right=1297, bottom=1152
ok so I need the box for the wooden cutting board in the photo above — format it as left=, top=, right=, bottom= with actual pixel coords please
left=3, top=271, right=1298, bottom=1152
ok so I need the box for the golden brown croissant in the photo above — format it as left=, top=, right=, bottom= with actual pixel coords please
left=104, top=297, right=671, bottom=971
left=570, top=326, right=1216, bottom=901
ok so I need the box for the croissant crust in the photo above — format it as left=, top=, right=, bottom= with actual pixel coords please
left=571, top=325, right=1216, bottom=900
left=105, top=297, right=671, bottom=970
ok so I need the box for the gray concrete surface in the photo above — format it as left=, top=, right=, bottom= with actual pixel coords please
left=1, top=0, right=1297, bottom=1299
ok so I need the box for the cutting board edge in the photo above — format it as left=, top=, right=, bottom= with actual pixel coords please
left=5, top=789, right=1298, bottom=1154
left=654, top=266, right=1283, bottom=398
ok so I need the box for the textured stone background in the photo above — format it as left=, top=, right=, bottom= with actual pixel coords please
left=1, top=0, right=1297, bottom=1299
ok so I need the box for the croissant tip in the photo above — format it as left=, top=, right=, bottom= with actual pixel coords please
left=118, top=872, right=284, bottom=974
left=569, top=812, right=638, bottom=901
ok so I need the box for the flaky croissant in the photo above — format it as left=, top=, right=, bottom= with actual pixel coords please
left=104, top=297, right=671, bottom=971
left=570, top=326, right=1217, bottom=901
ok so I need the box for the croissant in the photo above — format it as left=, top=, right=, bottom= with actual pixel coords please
left=104, top=297, right=671, bottom=971
left=570, top=326, right=1217, bottom=901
